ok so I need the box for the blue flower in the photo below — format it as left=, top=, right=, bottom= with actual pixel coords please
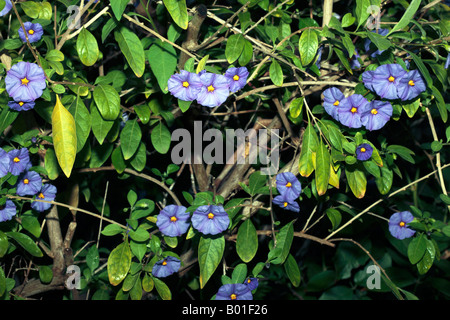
left=31, top=184, right=57, bottom=212
left=18, top=22, right=44, bottom=43
left=191, top=205, right=230, bottom=235
left=0, top=0, right=12, bottom=16
left=275, top=172, right=301, bottom=202
left=0, top=200, right=16, bottom=222
left=152, top=256, right=181, bottom=278
left=167, top=70, right=203, bottom=101
left=215, top=283, right=253, bottom=300
left=337, top=94, right=368, bottom=129
left=156, top=204, right=190, bottom=237
left=350, top=50, right=361, bottom=69
left=355, top=143, right=373, bottom=161
left=388, top=211, right=416, bottom=240
left=273, top=194, right=300, bottom=213
left=16, top=171, right=42, bottom=196
left=244, top=277, right=259, bottom=291
left=8, top=148, right=30, bottom=176
left=224, top=67, right=249, bottom=92
left=362, top=64, right=407, bottom=100
left=361, top=100, right=392, bottom=131
left=5, top=62, right=47, bottom=102
left=8, top=100, right=35, bottom=111
left=196, top=72, right=230, bottom=108
left=323, top=87, right=345, bottom=120
left=397, top=70, right=427, bottom=101
left=445, top=53, right=450, bottom=70
left=0, top=148, right=11, bottom=178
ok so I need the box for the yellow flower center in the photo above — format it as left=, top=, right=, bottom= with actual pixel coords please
left=38, top=193, right=45, bottom=199
left=333, top=100, right=340, bottom=106
left=182, top=81, right=189, bottom=88
left=233, top=75, right=240, bottom=81
left=247, top=279, right=251, bottom=284
left=283, top=202, right=288, bottom=207
left=23, top=179, right=29, bottom=184
left=399, top=221, right=405, bottom=227
left=18, top=101, right=24, bottom=106
left=286, top=182, right=292, bottom=187
left=28, top=29, right=35, bottom=35
left=208, top=212, right=214, bottom=219
left=350, top=107, right=357, bottom=113
left=230, top=294, right=237, bottom=300
left=408, top=80, right=415, bottom=86
left=371, top=108, right=378, bottom=115
left=360, top=148, right=366, bottom=153
left=207, top=85, right=215, bottom=92
left=13, top=157, right=20, bottom=163
left=388, top=76, right=395, bottom=82
left=162, top=260, right=167, bottom=266
left=21, top=77, right=30, bottom=85
left=170, top=216, right=177, bottom=222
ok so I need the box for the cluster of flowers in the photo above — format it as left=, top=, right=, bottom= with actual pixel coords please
left=0, top=148, right=57, bottom=222
left=5, top=61, right=46, bottom=112
left=272, top=172, right=302, bottom=213
left=167, top=67, right=249, bottom=108
left=215, top=277, right=259, bottom=300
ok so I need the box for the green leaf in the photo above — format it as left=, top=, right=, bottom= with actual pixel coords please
left=231, top=263, right=248, bottom=284
left=315, top=141, right=330, bottom=196
left=289, top=97, right=303, bottom=119
left=20, top=1, right=41, bottom=19
left=430, top=85, right=448, bottom=123
left=93, top=84, right=121, bottom=121
left=52, top=96, right=77, bottom=178
left=407, top=233, right=427, bottom=265
left=102, top=224, right=125, bottom=236
left=162, top=0, right=188, bottom=29
left=375, top=166, right=393, bottom=195
left=198, top=235, right=225, bottom=288
left=120, top=119, right=142, bottom=160
left=7, top=232, right=43, bottom=257
left=326, top=208, right=342, bottom=231
left=196, top=55, right=209, bottom=74
left=402, top=99, right=420, bottom=118
left=284, top=254, right=301, bottom=287
left=238, top=39, right=253, bottom=66
left=268, top=220, right=294, bottom=265
left=225, top=34, right=245, bottom=64
left=91, top=103, right=115, bottom=145
left=299, top=29, right=318, bottom=66
left=345, top=165, right=367, bottom=199
left=44, top=147, right=60, bottom=180
left=0, top=107, right=19, bottom=134
left=151, top=122, right=171, bottom=154
left=236, top=219, right=258, bottom=263
left=0, top=231, right=9, bottom=258
left=354, top=0, right=370, bottom=30
left=129, top=142, right=147, bottom=172
left=142, top=273, right=154, bottom=292
left=416, top=238, right=436, bottom=275
left=68, top=97, right=91, bottom=152
left=247, top=171, right=267, bottom=196
left=114, top=27, right=146, bottom=78
left=366, top=31, right=391, bottom=52
left=76, top=28, right=99, bottom=67
left=298, top=124, right=319, bottom=177
left=110, top=0, right=129, bottom=21
left=269, top=59, right=283, bottom=86
left=387, top=145, right=415, bottom=164
left=108, top=241, right=132, bottom=286
left=148, top=40, right=178, bottom=93
left=387, top=0, right=422, bottom=35
left=87, top=245, right=100, bottom=272
left=153, top=277, right=172, bottom=300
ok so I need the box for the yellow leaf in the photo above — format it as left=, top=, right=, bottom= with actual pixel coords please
left=52, top=95, right=77, bottom=177
left=329, top=164, right=340, bottom=189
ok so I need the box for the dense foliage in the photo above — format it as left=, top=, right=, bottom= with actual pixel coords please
left=0, top=0, right=449, bottom=301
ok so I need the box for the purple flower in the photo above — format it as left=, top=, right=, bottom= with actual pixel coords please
left=16, top=171, right=42, bottom=196
left=8, top=148, right=30, bottom=176
left=196, top=72, right=230, bottom=108
left=355, top=143, right=373, bottom=161
left=156, top=204, right=190, bottom=237
left=152, top=256, right=181, bottom=278
left=350, top=50, right=361, bottom=69
left=364, top=28, right=389, bottom=57
left=315, top=46, right=323, bottom=69
left=323, top=87, right=345, bottom=120
left=5, top=62, right=47, bottom=102
left=224, top=67, right=249, bottom=92
left=273, top=194, right=300, bottom=213
left=215, top=283, right=253, bottom=300
left=0, top=148, right=11, bottom=178
left=388, top=211, right=416, bottom=240
left=275, top=172, right=301, bottom=201
left=0, top=200, right=16, bottom=222
left=191, top=205, right=230, bottom=235
left=397, top=70, right=427, bottom=101
left=361, top=100, right=393, bottom=131
left=18, top=22, right=44, bottom=43
left=167, top=70, right=203, bottom=101
left=244, top=277, right=259, bottom=291
left=8, top=100, right=35, bottom=111
left=363, top=64, right=407, bottom=100
left=445, top=53, right=450, bottom=70
left=0, top=0, right=12, bottom=16
left=337, top=94, right=368, bottom=129
left=31, top=184, right=57, bottom=212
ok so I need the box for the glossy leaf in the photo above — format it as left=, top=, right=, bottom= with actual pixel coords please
left=151, top=122, right=171, bottom=154
left=7, top=232, right=43, bottom=257
left=76, top=28, right=99, bottom=67
left=284, top=254, right=301, bottom=287
left=299, top=124, right=319, bottom=177
left=345, top=165, right=367, bottom=199
left=315, top=141, right=331, bottom=196
left=68, top=97, right=91, bottom=152
left=198, top=235, right=225, bottom=288
left=387, top=0, right=421, bottom=35
left=225, top=34, right=245, bottom=64
left=115, top=27, right=146, bottom=78
left=268, top=220, right=294, bottom=265
left=269, top=59, right=283, bottom=86
left=108, top=241, right=132, bottom=286
left=110, top=0, right=129, bottom=20
left=52, top=95, right=77, bottom=178
left=162, top=0, right=188, bottom=29
left=408, top=233, right=427, bottom=265
left=120, top=119, right=142, bottom=160
left=0, top=231, right=9, bottom=258
left=148, top=40, right=178, bottom=93
left=236, top=219, right=258, bottom=263
left=93, top=84, right=121, bottom=121
left=299, top=29, right=318, bottom=66
left=153, top=277, right=172, bottom=300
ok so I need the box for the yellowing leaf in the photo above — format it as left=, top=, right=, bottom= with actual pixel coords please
left=52, top=96, right=77, bottom=178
